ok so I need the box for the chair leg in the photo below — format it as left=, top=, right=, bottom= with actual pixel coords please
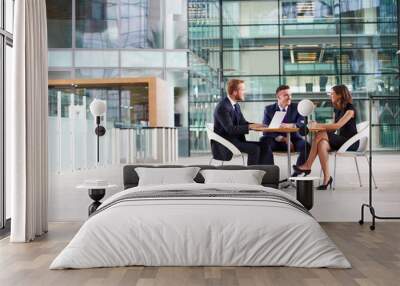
left=221, top=161, right=224, bottom=166
left=365, top=155, right=378, bottom=189
left=354, top=157, right=362, bottom=187
left=242, top=154, right=246, bottom=166
left=333, top=153, right=337, bottom=190
left=209, top=157, right=213, bottom=165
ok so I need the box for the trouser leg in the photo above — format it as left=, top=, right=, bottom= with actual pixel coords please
left=294, top=139, right=311, bottom=166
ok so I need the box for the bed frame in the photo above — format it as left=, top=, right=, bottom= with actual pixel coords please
left=123, top=164, right=280, bottom=190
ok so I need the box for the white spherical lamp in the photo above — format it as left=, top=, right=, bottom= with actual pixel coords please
left=90, top=99, right=107, bottom=117
left=297, top=99, right=315, bottom=162
left=297, top=99, right=315, bottom=116
left=89, top=99, right=107, bottom=164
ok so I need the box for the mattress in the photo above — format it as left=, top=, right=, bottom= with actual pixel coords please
left=50, top=183, right=351, bottom=269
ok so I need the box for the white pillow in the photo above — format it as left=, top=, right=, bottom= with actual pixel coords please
left=200, top=169, right=266, bottom=185
left=135, top=167, right=201, bottom=186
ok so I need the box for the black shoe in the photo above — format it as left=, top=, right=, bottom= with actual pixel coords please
left=292, top=165, right=311, bottom=176
left=316, top=176, right=333, bottom=190
left=291, top=171, right=299, bottom=177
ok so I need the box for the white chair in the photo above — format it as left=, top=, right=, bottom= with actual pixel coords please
left=323, top=121, right=378, bottom=190
left=205, top=123, right=246, bottom=165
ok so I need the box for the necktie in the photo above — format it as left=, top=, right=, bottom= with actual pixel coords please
left=234, top=104, right=240, bottom=124
left=281, top=107, right=287, bottom=123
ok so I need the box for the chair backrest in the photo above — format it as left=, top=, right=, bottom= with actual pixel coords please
left=356, top=121, right=369, bottom=152
left=337, top=121, right=369, bottom=153
left=205, top=123, right=242, bottom=156
left=356, top=121, right=369, bottom=133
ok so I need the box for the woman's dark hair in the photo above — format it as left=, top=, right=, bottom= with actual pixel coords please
left=331, top=85, right=352, bottom=110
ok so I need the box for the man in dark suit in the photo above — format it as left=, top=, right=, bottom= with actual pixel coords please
left=260, top=85, right=310, bottom=172
left=213, top=79, right=273, bottom=165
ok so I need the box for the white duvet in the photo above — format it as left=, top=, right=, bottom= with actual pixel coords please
left=50, top=183, right=351, bottom=269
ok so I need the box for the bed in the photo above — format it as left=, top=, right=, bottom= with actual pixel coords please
left=50, top=165, right=350, bottom=269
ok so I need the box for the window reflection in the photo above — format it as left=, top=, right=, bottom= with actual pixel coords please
left=76, top=0, right=163, bottom=48
left=47, top=0, right=72, bottom=48
left=281, top=0, right=337, bottom=23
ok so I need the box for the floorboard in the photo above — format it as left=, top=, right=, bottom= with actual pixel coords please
left=1, top=222, right=400, bottom=286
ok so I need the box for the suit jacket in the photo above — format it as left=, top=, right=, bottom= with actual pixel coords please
left=262, top=102, right=304, bottom=141
left=212, top=97, right=249, bottom=160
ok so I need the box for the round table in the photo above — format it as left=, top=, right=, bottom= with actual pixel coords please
left=76, top=183, right=118, bottom=216
left=256, top=127, right=300, bottom=187
left=289, top=177, right=319, bottom=210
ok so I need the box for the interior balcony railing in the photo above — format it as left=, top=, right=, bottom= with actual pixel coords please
left=49, top=116, right=179, bottom=173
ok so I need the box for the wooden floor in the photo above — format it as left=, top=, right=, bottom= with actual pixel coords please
left=0, top=222, right=399, bottom=286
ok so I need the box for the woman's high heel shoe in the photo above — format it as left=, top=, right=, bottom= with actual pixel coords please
left=316, top=176, right=333, bottom=190
left=292, top=165, right=311, bottom=176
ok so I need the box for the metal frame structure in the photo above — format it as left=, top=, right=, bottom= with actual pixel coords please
left=359, top=96, right=400, bottom=230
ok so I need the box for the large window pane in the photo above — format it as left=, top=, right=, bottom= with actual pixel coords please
left=282, top=75, right=339, bottom=94
left=372, top=99, right=400, bottom=149
left=340, top=0, right=397, bottom=23
left=47, top=0, right=72, bottom=48
left=188, top=0, right=220, bottom=69
left=121, top=0, right=164, bottom=48
left=340, top=48, right=397, bottom=74
left=342, top=74, right=399, bottom=97
left=341, top=23, right=397, bottom=48
left=223, top=25, right=279, bottom=50
left=77, top=0, right=164, bottom=48
left=223, top=0, right=278, bottom=25
left=223, top=50, right=279, bottom=76
left=280, top=0, right=338, bottom=24
left=166, top=51, right=187, bottom=68
left=75, top=50, right=119, bottom=67
left=281, top=48, right=340, bottom=75
left=76, top=0, right=119, bottom=48
left=49, top=70, right=72, bottom=80
left=121, top=51, right=163, bottom=68
left=48, top=50, right=73, bottom=67
left=281, top=22, right=339, bottom=37
left=166, top=0, right=187, bottom=49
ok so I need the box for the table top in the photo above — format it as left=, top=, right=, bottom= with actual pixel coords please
left=289, top=176, right=320, bottom=181
left=256, top=126, right=326, bottom=133
left=76, top=184, right=118, bottom=190
left=256, top=127, right=299, bottom=133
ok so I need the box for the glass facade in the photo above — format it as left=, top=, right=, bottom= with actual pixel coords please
left=47, top=0, right=190, bottom=156
left=188, top=0, right=400, bottom=152
left=188, top=0, right=221, bottom=153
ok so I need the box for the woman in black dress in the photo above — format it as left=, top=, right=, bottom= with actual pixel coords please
left=293, top=85, right=359, bottom=190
